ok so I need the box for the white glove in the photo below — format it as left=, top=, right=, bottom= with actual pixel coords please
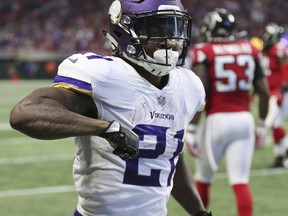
left=255, top=120, right=266, bottom=149
left=185, top=124, right=201, bottom=157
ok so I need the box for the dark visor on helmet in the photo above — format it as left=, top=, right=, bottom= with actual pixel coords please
left=133, top=13, right=191, bottom=39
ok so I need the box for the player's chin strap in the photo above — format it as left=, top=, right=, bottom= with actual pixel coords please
left=103, top=30, right=119, bottom=52
left=121, top=50, right=178, bottom=76
left=103, top=30, right=177, bottom=76
left=142, top=49, right=178, bottom=76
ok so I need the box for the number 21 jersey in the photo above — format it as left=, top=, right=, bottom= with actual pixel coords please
left=52, top=52, right=206, bottom=216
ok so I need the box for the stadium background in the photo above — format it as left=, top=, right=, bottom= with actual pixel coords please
left=0, top=0, right=288, bottom=79
left=1, top=1, right=288, bottom=216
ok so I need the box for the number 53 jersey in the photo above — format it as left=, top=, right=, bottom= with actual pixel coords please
left=52, top=52, right=205, bottom=216
left=192, top=40, right=264, bottom=115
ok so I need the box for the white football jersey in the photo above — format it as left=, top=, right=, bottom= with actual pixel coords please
left=52, top=52, right=205, bottom=216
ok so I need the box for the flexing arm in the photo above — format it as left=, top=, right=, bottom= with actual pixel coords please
left=253, top=70, right=270, bottom=149
left=10, top=87, right=109, bottom=139
left=172, top=154, right=209, bottom=216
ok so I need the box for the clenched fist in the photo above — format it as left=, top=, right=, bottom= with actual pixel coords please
left=100, top=121, right=139, bottom=160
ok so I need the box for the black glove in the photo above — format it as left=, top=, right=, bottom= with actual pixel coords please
left=194, top=211, right=213, bottom=216
left=100, top=121, right=139, bottom=160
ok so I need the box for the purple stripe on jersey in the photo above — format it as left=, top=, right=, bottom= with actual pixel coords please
left=53, top=75, right=92, bottom=91
left=86, top=54, right=113, bottom=61
left=73, top=209, right=82, bottom=216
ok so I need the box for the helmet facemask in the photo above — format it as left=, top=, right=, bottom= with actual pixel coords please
left=106, top=1, right=192, bottom=76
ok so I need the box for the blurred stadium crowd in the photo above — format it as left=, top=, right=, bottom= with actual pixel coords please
left=0, top=0, right=288, bottom=56
left=0, top=0, right=111, bottom=55
left=0, top=0, right=287, bottom=79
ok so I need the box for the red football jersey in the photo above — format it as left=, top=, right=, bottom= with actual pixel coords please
left=192, top=40, right=263, bottom=115
left=262, top=42, right=288, bottom=95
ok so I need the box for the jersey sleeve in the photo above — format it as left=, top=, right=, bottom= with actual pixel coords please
left=52, top=52, right=111, bottom=96
left=180, top=67, right=206, bottom=118
left=52, top=53, right=92, bottom=95
left=192, top=43, right=208, bottom=66
left=275, top=42, right=288, bottom=59
left=193, top=75, right=206, bottom=112
left=250, top=43, right=266, bottom=81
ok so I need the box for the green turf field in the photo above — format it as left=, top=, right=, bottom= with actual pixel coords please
left=1, top=80, right=288, bottom=216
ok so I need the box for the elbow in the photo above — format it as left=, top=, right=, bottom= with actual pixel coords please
left=9, top=102, right=31, bottom=132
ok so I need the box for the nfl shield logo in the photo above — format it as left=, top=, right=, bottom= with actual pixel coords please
left=157, top=96, right=166, bottom=106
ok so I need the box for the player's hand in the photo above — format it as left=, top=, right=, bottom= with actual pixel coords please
left=255, top=120, right=266, bottom=149
left=277, top=93, right=283, bottom=106
left=194, top=211, right=213, bottom=216
left=100, top=121, right=139, bottom=160
left=185, top=124, right=201, bottom=157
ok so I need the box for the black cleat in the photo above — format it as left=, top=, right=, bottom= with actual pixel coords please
left=268, top=156, right=284, bottom=168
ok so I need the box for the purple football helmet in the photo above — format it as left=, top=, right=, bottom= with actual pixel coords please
left=105, top=0, right=192, bottom=76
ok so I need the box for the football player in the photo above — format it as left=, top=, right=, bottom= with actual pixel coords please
left=260, top=23, right=288, bottom=168
left=9, top=0, right=212, bottom=216
left=185, top=8, right=269, bottom=216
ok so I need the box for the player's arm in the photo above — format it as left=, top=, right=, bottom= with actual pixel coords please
left=10, top=87, right=139, bottom=160
left=185, top=112, right=202, bottom=157
left=9, top=87, right=109, bottom=139
left=192, top=63, right=210, bottom=93
left=254, top=78, right=270, bottom=120
left=253, top=63, right=270, bottom=120
left=253, top=62, right=270, bottom=148
left=185, top=62, right=208, bottom=157
left=280, top=56, right=288, bottom=92
left=171, top=154, right=211, bottom=216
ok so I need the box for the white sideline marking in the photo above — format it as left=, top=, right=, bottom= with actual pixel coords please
left=0, top=185, right=76, bottom=198
left=0, top=168, right=287, bottom=198
left=0, top=154, right=72, bottom=165
left=215, top=167, right=288, bottom=180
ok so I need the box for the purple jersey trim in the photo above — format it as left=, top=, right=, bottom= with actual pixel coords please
left=73, top=209, right=82, bottom=216
left=53, top=75, right=92, bottom=92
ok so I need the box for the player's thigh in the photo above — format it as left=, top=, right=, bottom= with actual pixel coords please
left=194, top=114, right=234, bottom=182
left=208, top=112, right=253, bottom=160
left=225, top=133, right=254, bottom=184
left=194, top=119, right=216, bottom=183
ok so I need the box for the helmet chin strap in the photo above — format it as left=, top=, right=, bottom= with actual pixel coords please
left=123, top=49, right=179, bottom=76
left=103, top=31, right=120, bottom=52
left=143, top=49, right=179, bottom=76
